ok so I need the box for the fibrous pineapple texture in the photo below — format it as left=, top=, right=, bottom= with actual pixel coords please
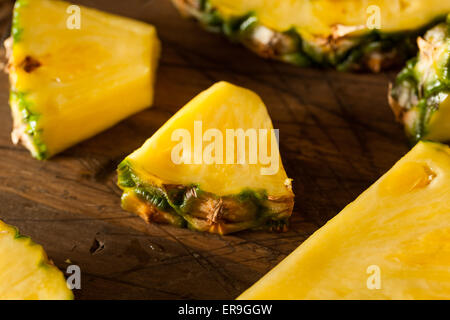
left=173, top=0, right=450, bottom=72
left=239, top=142, right=450, bottom=299
left=6, top=0, right=160, bottom=159
left=389, top=15, right=450, bottom=144
left=118, top=81, right=294, bottom=235
left=0, top=220, right=73, bottom=300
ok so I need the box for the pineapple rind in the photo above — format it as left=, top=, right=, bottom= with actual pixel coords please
left=8, top=0, right=47, bottom=159
left=0, top=220, right=73, bottom=300
left=117, top=160, right=292, bottom=234
left=11, top=0, right=25, bottom=43
left=390, top=17, right=450, bottom=143
left=173, top=0, right=446, bottom=71
left=10, top=90, right=48, bottom=159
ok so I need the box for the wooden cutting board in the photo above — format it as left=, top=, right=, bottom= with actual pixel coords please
left=0, top=0, right=410, bottom=299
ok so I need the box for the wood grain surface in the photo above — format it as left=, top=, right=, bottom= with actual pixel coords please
left=0, top=0, right=411, bottom=299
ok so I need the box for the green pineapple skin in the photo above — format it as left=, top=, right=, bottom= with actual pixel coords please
left=10, top=91, right=48, bottom=160
left=8, top=0, right=48, bottom=160
left=117, top=160, right=293, bottom=234
left=173, top=0, right=446, bottom=72
left=12, top=0, right=24, bottom=43
left=389, top=16, right=450, bottom=144
left=8, top=0, right=50, bottom=159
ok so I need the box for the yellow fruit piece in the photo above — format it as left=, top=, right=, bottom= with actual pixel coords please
left=128, top=81, right=290, bottom=197
left=0, top=220, right=73, bottom=300
left=8, top=0, right=160, bottom=159
left=118, top=81, right=294, bottom=234
left=209, top=0, right=450, bottom=36
left=173, top=0, right=450, bottom=71
left=239, top=141, right=450, bottom=299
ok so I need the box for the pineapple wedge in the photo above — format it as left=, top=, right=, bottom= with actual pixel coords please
left=239, top=141, right=450, bottom=300
left=117, top=81, right=294, bottom=235
left=173, top=0, right=450, bottom=72
left=6, top=0, right=160, bottom=159
left=0, top=220, right=73, bottom=300
left=389, top=16, right=450, bottom=144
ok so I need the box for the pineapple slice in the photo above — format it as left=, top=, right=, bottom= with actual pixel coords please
left=389, top=16, right=450, bottom=144
left=239, top=141, right=450, bottom=299
left=0, top=220, right=73, bottom=300
left=6, top=0, right=160, bottom=159
left=117, top=81, right=294, bottom=235
left=173, top=0, right=450, bottom=72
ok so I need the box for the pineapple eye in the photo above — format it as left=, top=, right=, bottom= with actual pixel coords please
left=379, top=162, right=436, bottom=196
left=18, top=56, right=41, bottom=73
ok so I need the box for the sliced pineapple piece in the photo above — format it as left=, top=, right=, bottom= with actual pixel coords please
left=389, top=16, right=450, bottom=143
left=117, top=81, right=294, bottom=234
left=239, top=141, right=450, bottom=299
left=173, top=0, right=450, bottom=71
left=0, top=220, right=73, bottom=300
left=6, top=0, right=161, bottom=159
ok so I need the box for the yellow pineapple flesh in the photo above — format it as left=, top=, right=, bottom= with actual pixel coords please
left=239, top=141, right=450, bottom=299
left=0, top=220, right=73, bottom=300
left=118, top=81, right=294, bottom=234
left=7, top=0, right=160, bottom=159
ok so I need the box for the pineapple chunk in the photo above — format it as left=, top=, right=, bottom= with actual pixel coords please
left=0, top=220, right=73, bottom=300
left=7, top=0, right=161, bottom=159
left=239, top=141, right=450, bottom=299
left=389, top=16, right=450, bottom=143
left=118, top=81, right=294, bottom=234
left=173, top=0, right=450, bottom=71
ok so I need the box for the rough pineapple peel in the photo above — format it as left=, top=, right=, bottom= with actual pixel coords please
left=6, top=0, right=161, bottom=159
left=389, top=14, right=450, bottom=144
left=117, top=81, right=294, bottom=235
left=172, top=0, right=450, bottom=72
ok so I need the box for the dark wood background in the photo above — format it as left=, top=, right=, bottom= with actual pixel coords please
left=0, top=0, right=410, bottom=299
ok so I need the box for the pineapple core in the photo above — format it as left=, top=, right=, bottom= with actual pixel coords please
left=7, top=0, right=161, bottom=159
left=239, top=142, right=450, bottom=299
